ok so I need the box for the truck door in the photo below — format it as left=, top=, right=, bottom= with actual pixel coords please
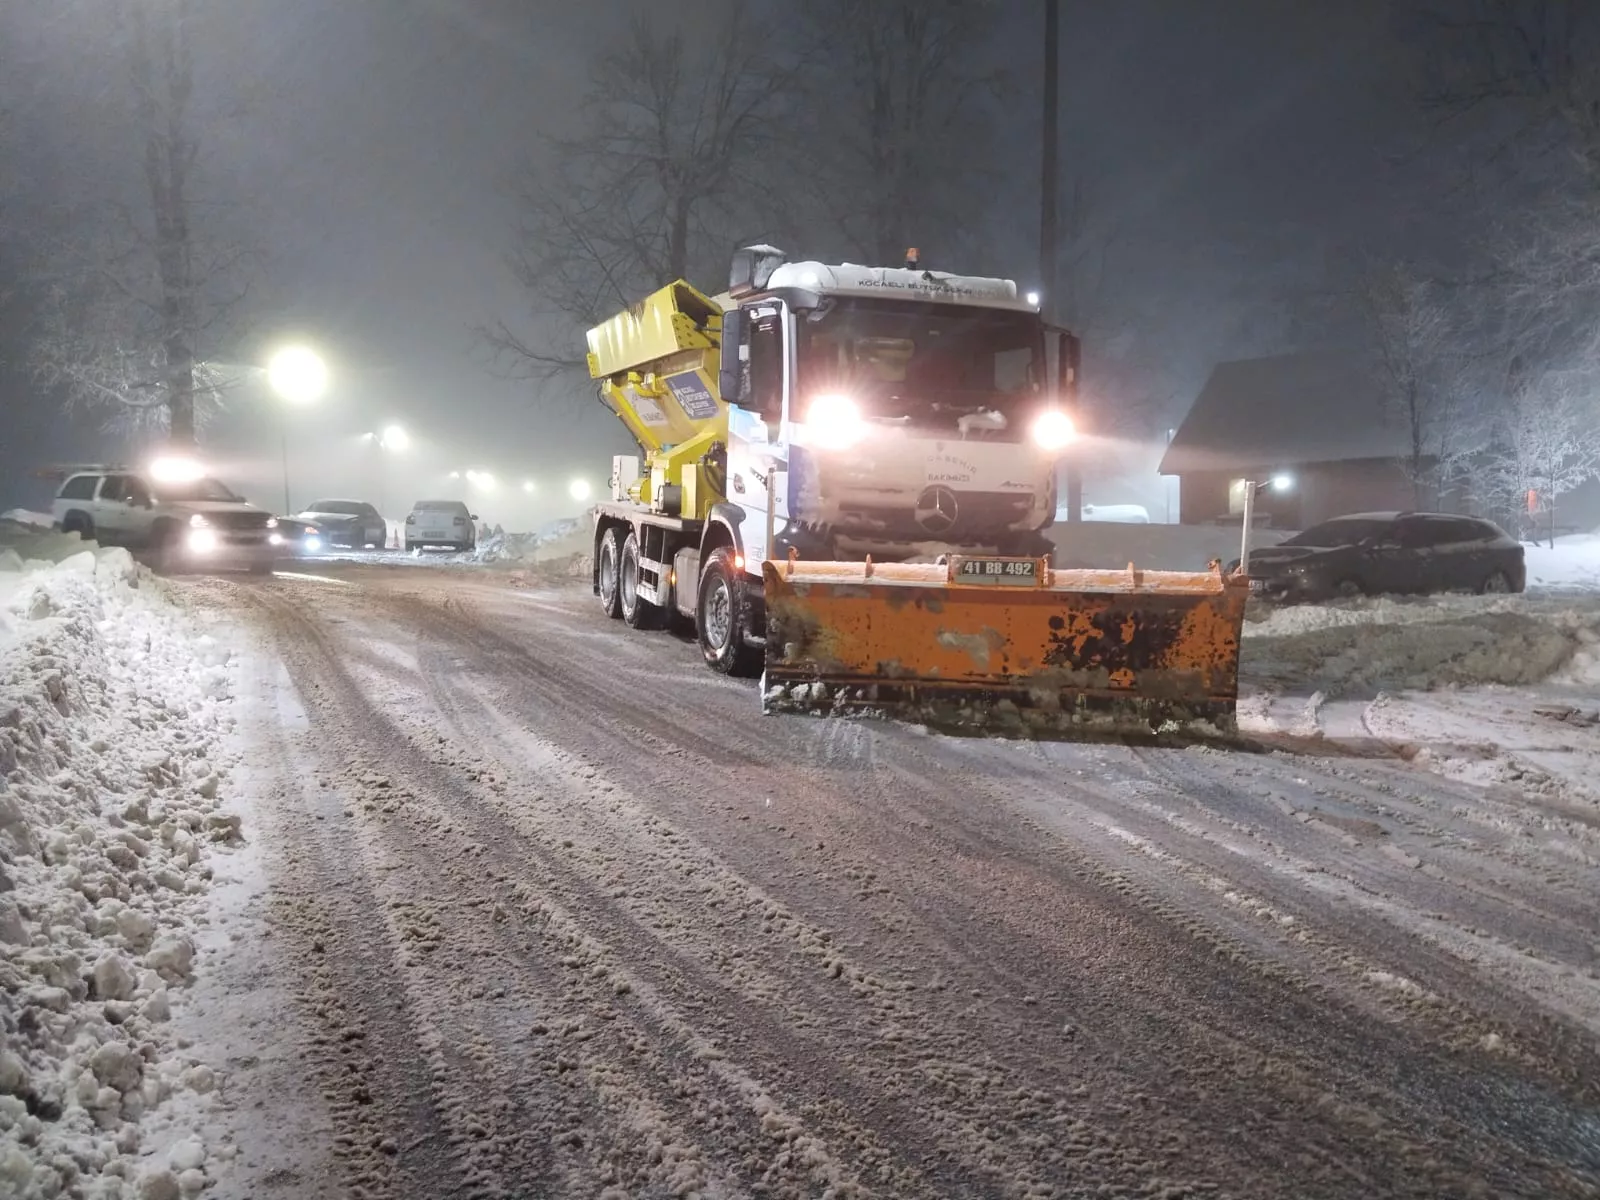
left=726, top=302, right=790, bottom=565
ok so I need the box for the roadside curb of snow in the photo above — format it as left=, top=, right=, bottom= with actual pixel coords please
left=0, top=547, right=240, bottom=1200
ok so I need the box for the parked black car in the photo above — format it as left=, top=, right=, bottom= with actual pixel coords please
left=292, top=499, right=387, bottom=549
left=1238, top=512, right=1526, bottom=602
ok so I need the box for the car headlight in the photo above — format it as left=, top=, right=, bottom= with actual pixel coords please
left=1030, top=409, right=1075, bottom=452
left=188, top=513, right=210, bottom=528
left=268, top=533, right=284, bottom=546
left=187, top=528, right=218, bottom=553
left=305, top=534, right=322, bottom=551
left=805, top=393, right=867, bottom=450
left=265, top=517, right=278, bottom=529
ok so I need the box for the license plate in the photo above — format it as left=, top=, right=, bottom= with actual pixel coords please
left=956, top=557, right=1038, bottom=585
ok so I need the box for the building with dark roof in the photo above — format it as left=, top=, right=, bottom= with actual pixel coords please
left=1159, top=351, right=1420, bottom=527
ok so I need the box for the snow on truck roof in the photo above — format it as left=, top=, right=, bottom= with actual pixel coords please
left=765, top=260, right=1038, bottom=313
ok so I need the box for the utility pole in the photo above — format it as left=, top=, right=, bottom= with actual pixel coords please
left=1040, top=0, right=1081, bottom=522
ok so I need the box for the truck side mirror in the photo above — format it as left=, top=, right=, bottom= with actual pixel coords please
left=718, top=308, right=746, bottom=404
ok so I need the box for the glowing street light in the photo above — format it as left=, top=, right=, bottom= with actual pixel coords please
left=522, top=480, right=536, bottom=494
left=265, top=344, right=331, bottom=514
left=380, top=424, right=410, bottom=452
left=266, top=345, right=329, bottom=405
left=569, top=478, right=591, bottom=502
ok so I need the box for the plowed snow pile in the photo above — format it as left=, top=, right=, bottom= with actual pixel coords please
left=0, top=539, right=239, bottom=1198
left=1243, top=594, right=1600, bottom=695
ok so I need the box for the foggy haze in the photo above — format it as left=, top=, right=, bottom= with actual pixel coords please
left=0, top=1, right=1564, bottom=525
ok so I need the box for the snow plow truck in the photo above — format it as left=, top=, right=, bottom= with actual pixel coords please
left=585, top=245, right=1249, bottom=737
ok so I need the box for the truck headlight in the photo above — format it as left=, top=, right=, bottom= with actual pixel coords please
left=1030, top=409, right=1075, bottom=452
left=805, top=393, right=866, bottom=450
left=188, top=513, right=210, bottom=528
left=187, top=527, right=218, bottom=553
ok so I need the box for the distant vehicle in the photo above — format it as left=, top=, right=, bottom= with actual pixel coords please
left=405, top=500, right=477, bottom=551
left=1238, top=511, right=1526, bottom=601
left=49, top=462, right=276, bottom=574
left=294, top=499, right=386, bottom=549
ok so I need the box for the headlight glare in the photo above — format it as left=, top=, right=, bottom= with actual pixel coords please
left=805, top=393, right=867, bottom=450
left=1030, top=409, right=1075, bottom=452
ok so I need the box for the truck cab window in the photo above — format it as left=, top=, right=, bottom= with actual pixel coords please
left=746, top=309, right=783, bottom=422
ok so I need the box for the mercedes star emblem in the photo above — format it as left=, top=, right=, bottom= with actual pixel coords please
left=914, top=485, right=959, bottom=534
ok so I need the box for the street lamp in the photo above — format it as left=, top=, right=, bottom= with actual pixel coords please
left=1238, top=473, right=1294, bottom=575
left=569, top=478, right=591, bottom=502
left=380, top=424, right=409, bottom=452
left=522, top=480, right=536, bottom=494
left=266, top=345, right=329, bottom=513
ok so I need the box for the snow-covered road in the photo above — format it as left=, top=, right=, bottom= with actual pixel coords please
left=170, top=563, right=1600, bottom=1199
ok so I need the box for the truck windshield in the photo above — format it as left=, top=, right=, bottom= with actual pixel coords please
left=151, top=477, right=242, bottom=503
left=796, top=299, right=1045, bottom=434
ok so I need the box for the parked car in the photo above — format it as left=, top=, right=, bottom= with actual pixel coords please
left=50, top=463, right=276, bottom=573
left=1237, top=511, right=1526, bottom=602
left=293, top=499, right=386, bottom=549
left=405, top=500, right=478, bottom=551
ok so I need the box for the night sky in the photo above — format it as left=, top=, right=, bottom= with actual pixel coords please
left=1, top=1, right=1451, bottom=521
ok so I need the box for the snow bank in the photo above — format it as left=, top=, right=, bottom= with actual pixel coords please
left=0, top=512, right=55, bottom=532
left=1244, top=594, right=1600, bottom=695
left=0, top=540, right=239, bottom=1198
left=1524, top=532, right=1600, bottom=593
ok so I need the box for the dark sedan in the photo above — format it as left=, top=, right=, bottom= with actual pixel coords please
left=1240, top=511, right=1526, bottom=602
left=292, top=499, right=387, bottom=549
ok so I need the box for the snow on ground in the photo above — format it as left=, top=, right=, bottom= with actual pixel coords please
left=0, top=529, right=244, bottom=1199
left=1524, top=531, right=1600, bottom=592
left=1240, top=586, right=1600, bottom=810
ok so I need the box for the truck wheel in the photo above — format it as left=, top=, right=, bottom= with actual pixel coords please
left=620, top=530, right=662, bottom=629
left=697, top=547, right=761, bottom=676
left=597, top=527, right=624, bottom=619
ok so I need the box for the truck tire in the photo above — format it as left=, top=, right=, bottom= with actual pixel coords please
left=620, top=530, right=662, bottom=629
left=597, top=527, right=624, bottom=619
left=697, top=547, right=761, bottom=676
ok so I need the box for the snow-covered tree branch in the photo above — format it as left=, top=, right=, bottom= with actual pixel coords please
left=1483, top=364, right=1600, bottom=544
left=28, top=0, right=252, bottom=446
left=1354, top=257, right=1484, bottom=506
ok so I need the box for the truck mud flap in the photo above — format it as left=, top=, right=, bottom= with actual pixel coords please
left=760, top=556, right=1250, bottom=741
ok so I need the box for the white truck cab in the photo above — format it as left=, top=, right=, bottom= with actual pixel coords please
left=714, top=245, right=1077, bottom=566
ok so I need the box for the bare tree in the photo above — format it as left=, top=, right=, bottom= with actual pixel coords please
left=30, top=0, right=251, bottom=446
left=486, top=4, right=800, bottom=381
left=1353, top=257, right=1483, bottom=506
left=1485, top=364, right=1600, bottom=543
left=1408, top=1, right=1600, bottom=177
left=792, top=0, right=1005, bottom=267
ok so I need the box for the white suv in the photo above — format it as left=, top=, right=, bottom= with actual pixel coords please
left=51, top=466, right=277, bottom=573
left=405, top=500, right=477, bottom=551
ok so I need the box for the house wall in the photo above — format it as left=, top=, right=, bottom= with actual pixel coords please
left=1175, top=458, right=1417, bottom=527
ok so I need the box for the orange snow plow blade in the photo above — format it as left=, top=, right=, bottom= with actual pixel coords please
left=761, top=556, right=1251, bottom=739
